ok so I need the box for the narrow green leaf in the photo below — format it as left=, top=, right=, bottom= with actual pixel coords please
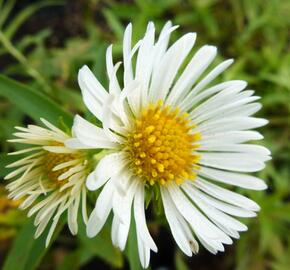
left=78, top=221, right=123, bottom=268
left=103, top=9, right=124, bottom=40
left=0, top=75, right=73, bottom=126
left=125, top=220, right=142, bottom=270
left=2, top=218, right=64, bottom=270
left=0, top=0, right=16, bottom=29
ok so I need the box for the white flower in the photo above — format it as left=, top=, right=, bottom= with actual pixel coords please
left=5, top=118, right=90, bottom=246
left=67, top=21, right=271, bottom=268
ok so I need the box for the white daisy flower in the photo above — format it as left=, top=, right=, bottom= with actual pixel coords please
left=67, top=21, right=271, bottom=268
left=5, top=118, right=90, bottom=246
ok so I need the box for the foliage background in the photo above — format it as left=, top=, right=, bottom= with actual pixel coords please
left=0, top=0, right=289, bottom=269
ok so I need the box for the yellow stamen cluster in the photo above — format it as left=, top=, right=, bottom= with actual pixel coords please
left=126, top=102, right=201, bottom=186
left=44, top=151, right=78, bottom=184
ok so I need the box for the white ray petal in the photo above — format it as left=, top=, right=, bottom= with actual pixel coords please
left=198, top=152, right=266, bottom=172
left=167, top=45, right=217, bottom=106
left=193, top=96, right=261, bottom=124
left=86, top=181, right=114, bottom=238
left=183, top=184, right=256, bottom=217
left=161, top=187, right=197, bottom=256
left=194, top=178, right=260, bottom=211
left=200, top=130, right=263, bottom=145
left=166, top=184, right=230, bottom=243
left=71, top=115, right=118, bottom=149
left=183, top=185, right=247, bottom=232
left=134, top=183, right=157, bottom=252
left=78, top=65, right=108, bottom=120
left=196, top=117, right=268, bottom=135
left=181, top=80, right=247, bottom=112
left=198, top=166, right=267, bottom=190
left=135, top=22, right=155, bottom=90
left=149, top=32, right=197, bottom=102
left=183, top=59, right=234, bottom=99
left=86, top=152, right=125, bottom=191
left=137, top=233, right=151, bottom=269
left=123, top=23, right=133, bottom=86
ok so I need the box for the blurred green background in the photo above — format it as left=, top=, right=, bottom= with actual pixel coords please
left=0, top=0, right=289, bottom=269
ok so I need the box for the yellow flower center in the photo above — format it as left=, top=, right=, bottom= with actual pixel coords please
left=44, top=151, right=78, bottom=184
left=126, top=102, right=201, bottom=186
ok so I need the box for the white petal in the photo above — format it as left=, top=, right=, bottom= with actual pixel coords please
left=201, top=102, right=262, bottom=122
left=71, top=115, right=118, bottom=149
left=181, top=80, right=247, bottom=112
left=79, top=65, right=108, bottom=103
left=193, top=96, right=261, bottom=125
left=167, top=45, right=217, bottom=106
left=198, top=166, right=267, bottom=190
left=190, top=85, right=249, bottom=120
left=86, top=181, right=114, bottom=237
left=198, top=143, right=270, bottom=154
left=112, top=177, right=137, bottom=222
left=106, top=46, right=122, bottom=95
left=200, top=131, right=263, bottom=145
left=78, top=65, right=108, bottom=120
left=196, top=117, right=268, bottom=135
left=111, top=179, right=138, bottom=251
left=198, top=152, right=266, bottom=172
left=123, top=23, right=133, bottom=86
left=137, top=233, right=151, bottom=269
left=185, top=59, right=234, bottom=99
left=166, top=184, right=230, bottom=242
left=40, top=118, right=68, bottom=137
left=111, top=215, right=130, bottom=251
left=134, top=183, right=157, bottom=252
left=87, top=207, right=107, bottom=238
left=86, top=153, right=125, bottom=191
left=154, top=21, right=178, bottom=65
left=161, top=187, right=195, bottom=256
left=183, top=184, right=256, bottom=217
left=65, top=138, right=92, bottom=149
left=214, top=220, right=240, bottom=239
left=135, top=22, right=155, bottom=90
left=183, top=185, right=247, bottom=232
left=68, top=194, right=80, bottom=235
left=45, top=216, right=60, bottom=247
left=149, top=33, right=197, bottom=102
left=194, top=178, right=260, bottom=211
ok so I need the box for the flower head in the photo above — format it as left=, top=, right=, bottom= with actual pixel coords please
left=68, top=22, right=271, bottom=268
left=5, top=118, right=90, bottom=246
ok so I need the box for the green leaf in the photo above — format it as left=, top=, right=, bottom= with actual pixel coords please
left=2, top=218, right=63, bottom=270
left=78, top=220, right=123, bottom=268
left=125, top=220, right=142, bottom=270
left=0, top=75, right=73, bottom=127
left=0, top=0, right=16, bottom=29
left=175, top=251, right=189, bottom=270
left=0, top=153, right=18, bottom=178
left=56, top=250, right=81, bottom=270
left=103, top=9, right=124, bottom=40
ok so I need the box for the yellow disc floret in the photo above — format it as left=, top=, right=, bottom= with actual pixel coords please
left=126, top=101, right=201, bottom=186
left=44, top=150, right=78, bottom=185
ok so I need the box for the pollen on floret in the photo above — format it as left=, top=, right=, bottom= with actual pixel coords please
left=126, top=101, right=201, bottom=186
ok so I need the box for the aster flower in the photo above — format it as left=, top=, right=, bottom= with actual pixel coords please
left=67, top=21, right=271, bottom=268
left=5, top=118, right=90, bottom=246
